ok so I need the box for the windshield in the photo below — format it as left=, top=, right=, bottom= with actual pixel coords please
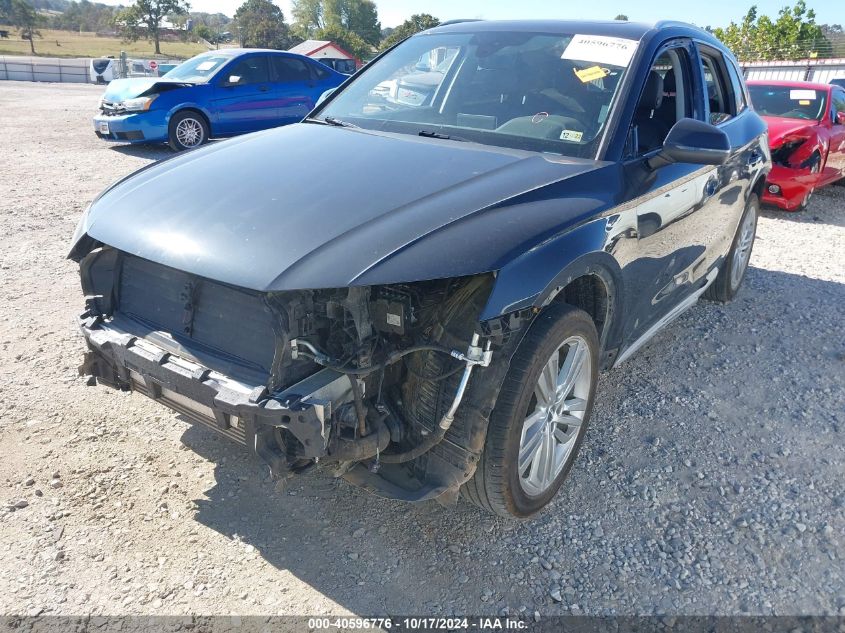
left=163, top=53, right=231, bottom=83
left=748, top=85, right=827, bottom=121
left=316, top=31, right=637, bottom=157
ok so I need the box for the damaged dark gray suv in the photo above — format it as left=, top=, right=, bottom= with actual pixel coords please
left=70, top=20, right=769, bottom=517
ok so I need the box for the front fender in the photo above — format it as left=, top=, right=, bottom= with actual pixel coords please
left=480, top=216, right=620, bottom=320
left=164, top=97, right=215, bottom=127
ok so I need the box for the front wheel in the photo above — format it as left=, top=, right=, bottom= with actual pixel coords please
left=168, top=111, right=209, bottom=151
left=796, top=152, right=822, bottom=211
left=463, top=303, right=599, bottom=518
left=705, top=193, right=758, bottom=303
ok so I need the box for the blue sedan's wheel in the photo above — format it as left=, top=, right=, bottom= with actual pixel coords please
left=168, top=111, right=208, bottom=152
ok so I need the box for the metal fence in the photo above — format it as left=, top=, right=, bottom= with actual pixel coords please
left=0, top=55, right=89, bottom=83
left=741, top=58, right=845, bottom=83
left=0, top=54, right=184, bottom=84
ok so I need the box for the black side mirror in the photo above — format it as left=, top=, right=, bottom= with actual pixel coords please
left=649, top=118, right=731, bottom=169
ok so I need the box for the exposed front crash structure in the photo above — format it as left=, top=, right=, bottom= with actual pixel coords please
left=75, top=247, right=524, bottom=504
left=762, top=134, right=824, bottom=211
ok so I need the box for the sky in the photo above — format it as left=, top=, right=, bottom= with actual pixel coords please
left=218, top=0, right=838, bottom=28
left=97, top=0, right=842, bottom=29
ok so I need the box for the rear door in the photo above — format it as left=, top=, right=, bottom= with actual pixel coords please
left=269, top=55, right=319, bottom=124
left=211, top=55, right=276, bottom=135
left=692, top=44, right=763, bottom=265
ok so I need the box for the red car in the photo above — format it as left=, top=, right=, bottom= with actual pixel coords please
left=747, top=80, right=845, bottom=210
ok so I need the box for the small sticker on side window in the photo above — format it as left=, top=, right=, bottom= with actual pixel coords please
left=560, top=130, right=584, bottom=142
left=562, top=35, right=638, bottom=67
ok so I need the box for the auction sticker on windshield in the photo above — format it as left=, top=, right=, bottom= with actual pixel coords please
left=562, top=34, right=638, bottom=67
left=789, top=89, right=817, bottom=100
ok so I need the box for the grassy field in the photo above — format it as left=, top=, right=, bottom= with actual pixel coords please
left=0, top=26, right=208, bottom=59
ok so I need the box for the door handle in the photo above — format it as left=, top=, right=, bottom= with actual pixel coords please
left=259, top=85, right=269, bottom=92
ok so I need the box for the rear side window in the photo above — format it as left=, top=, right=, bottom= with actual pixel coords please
left=271, top=57, right=311, bottom=82
left=697, top=46, right=737, bottom=125
left=725, top=58, right=748, bottom=114
left=224, top=56, right=269, bottom=85
left=310, top=62, right=331, bottom=80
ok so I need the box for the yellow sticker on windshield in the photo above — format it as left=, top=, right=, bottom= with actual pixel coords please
left=799, top=99, right=811, bottom=105
left=575, top=65, right=609, bottom=83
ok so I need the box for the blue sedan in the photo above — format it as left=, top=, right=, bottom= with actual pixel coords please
left=93, top=49, right=347, bottom=151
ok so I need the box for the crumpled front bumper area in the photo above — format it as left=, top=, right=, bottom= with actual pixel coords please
left=762, top=163, right=821, bottom=211
left=78, top=315, right=328, bottom=477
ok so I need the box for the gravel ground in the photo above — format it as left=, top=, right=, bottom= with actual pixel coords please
left=0, top=81, right=843, bottom=619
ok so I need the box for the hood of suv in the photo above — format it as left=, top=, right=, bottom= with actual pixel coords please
left=77, top=123, right=609, bottom=291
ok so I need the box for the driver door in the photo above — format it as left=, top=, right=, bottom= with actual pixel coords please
left=212, top=55, right=277, bottom=135
left=616, top=41, right=719, bottom=345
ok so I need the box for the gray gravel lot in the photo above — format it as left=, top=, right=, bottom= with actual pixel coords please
left=0, top=81, right=843, bottom=618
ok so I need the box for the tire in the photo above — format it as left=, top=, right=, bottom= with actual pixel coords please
left=463, top=303, right=599, bottom=518
left=796, top=152, right=822, bottom=211
left=168, top=110, right=209, bottom=152
left=704, top=193, right=759, bottom=303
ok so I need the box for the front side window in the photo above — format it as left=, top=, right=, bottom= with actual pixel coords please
left=630, top=47, right=692, bottom=156
left=747, top=84, right=828, bottom=121
left=832, top=89, right=845, bottom=122
left=315, top=31, right=638, bottom=157
left=223, top=57, right=270, bottom=86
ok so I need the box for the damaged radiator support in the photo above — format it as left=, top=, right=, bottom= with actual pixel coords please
left=290, top=333, right=494, bottom=465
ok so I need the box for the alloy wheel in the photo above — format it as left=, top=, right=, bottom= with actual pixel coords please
left=175, top=117, right=204, bottom=148
left=517, top=336, right=592, bottom=496
left=730, top=205, right=756, bottom=290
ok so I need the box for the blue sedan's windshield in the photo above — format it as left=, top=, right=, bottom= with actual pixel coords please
left=316, top=31, right=637, bottom=157
left=163, top=53, right=231, bottom=83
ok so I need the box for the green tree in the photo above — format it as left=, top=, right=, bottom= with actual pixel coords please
left=292, top=0, right=379, bottom=46
left=234, top=0, right=291, bottom=49
left=313, top=23, right=368, bottom=60
left=9, top=0, right=43, bottom=54
left=712, top=1, right=828, bottom=61
left=324, top=0, right=379, bottom=45
left=380, top=13, right=439, bottom=50
left=193, top=22, right=214, bottom=42
left=117, top=0, right=190, bottom=55
left=291, top=0, right=322, bottom=33
left=614, top=14, right=628, bottom=21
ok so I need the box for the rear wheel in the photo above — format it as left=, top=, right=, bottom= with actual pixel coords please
left=168, top=110, right=208, bottom=152
left=705, top=193, right=758, bottom=303
left=463, top=303, right=599, bottom=518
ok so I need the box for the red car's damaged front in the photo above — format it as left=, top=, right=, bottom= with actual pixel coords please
left=748, top=81, right=845, bottom=211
